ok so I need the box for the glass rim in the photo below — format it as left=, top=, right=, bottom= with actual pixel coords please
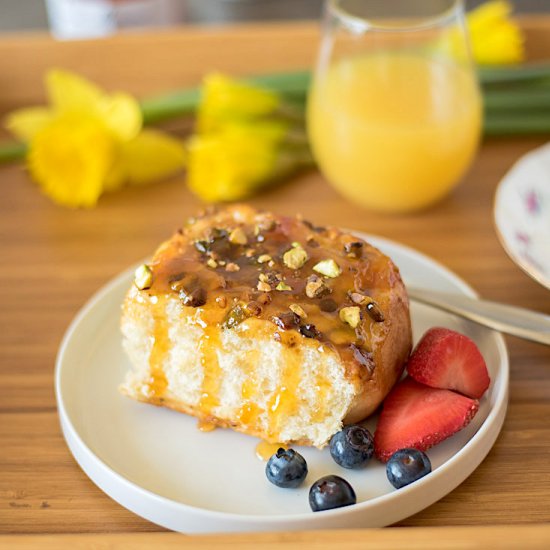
left=328, top=0, right=464, bottom=33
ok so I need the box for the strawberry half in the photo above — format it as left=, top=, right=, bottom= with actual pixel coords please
left=374, top=378, right=479, bottom=462
left=407, top=327, right=490, bottom=399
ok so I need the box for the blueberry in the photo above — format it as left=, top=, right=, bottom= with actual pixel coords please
left=386, top=448, right=431, bottom=489
left=265, top=448, right=308, bottom=488
left=329, top=425, right=374, bottom=469
left=309, top=475, right=356, bottom=512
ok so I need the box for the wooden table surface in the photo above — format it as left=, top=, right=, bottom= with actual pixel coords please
left=2, top=17, right=550, bottom=549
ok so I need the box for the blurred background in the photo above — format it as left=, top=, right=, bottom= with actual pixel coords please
left=1, top=0, right=549, bottom=38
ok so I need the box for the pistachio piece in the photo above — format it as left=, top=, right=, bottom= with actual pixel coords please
left=134, top=264, right=153, bottom=290
left=313, top=259, right=342, bottom=278
left=257, top=254, right=272, bottom=264
left=305, top=274, right=330, bottom=299
left=223, top=304, right=249, bottom=329
left=289, top=304, right=307, bottom=319
left=229, top=227, right=247, bottom=245
left=206, top=258, right=218, bottom=269
left=257, top=281, right=272, bottom=292
left=283, top=244, right=308, bottom=270
left=276, top=281, right=292, bottom=291
left=225, top=262, right=240, bottom=272
left=339, top=306, right=361, bottom=328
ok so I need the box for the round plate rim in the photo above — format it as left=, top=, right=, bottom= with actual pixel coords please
left=55, top=233, right=509, bottom=531
left=493, top=144, right=550, bottom=290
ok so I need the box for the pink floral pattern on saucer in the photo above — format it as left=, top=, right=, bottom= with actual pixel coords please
left=494, top=143, right=550, bottom=290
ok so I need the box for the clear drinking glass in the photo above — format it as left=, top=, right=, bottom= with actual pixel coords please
left=307, top=0, right=482, bottom=213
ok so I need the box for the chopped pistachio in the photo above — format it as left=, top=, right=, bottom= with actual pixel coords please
left=313, top=259, right=342, bottom=278
left=223, top=304, right=249, bottom=329
left=305, top=274, right=329, bottom=299
left=206, top=258, right=218, bottom=269
left=229, top=227, right=247, bottom=245
left=283, top=245, right=308, bottom=270
left=258, top=254, right=272, bottom=264
left=289, top=303, right=307, bottom=318
left=339, top=306, right=361, bottom=329
left=257, top=281, right=272, bottom=292
left=291, top=241, right=301, bottom=248
left=259, top=273, right=270, bottom=283
left=276, top=281, right=292, bottom=291
left=225, top=262, right=240, bottom=272
left=134, top=264, right=153, bottom=290
left=268, top=260, right=275, bottom=267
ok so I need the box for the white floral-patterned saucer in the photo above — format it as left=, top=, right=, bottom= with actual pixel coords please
left=494, top=143, right=550, bottom=290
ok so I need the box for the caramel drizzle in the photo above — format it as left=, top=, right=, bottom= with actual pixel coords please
left=255, top=441, right=287, bottom=461
left=266, top=345, right=303, bottom=439
left=198, top=325, right=222, bottom=415
left=147, top=298, right=169, bottom=397
left=237, top=349, right=263, bottom=427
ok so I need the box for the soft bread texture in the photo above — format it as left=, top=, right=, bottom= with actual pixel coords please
left=120, top=205, right=412, bottom=447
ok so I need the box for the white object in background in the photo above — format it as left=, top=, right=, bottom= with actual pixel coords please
left=45, top=0, right=185, bottom=40
left=494, top=142, right=550, bottom=290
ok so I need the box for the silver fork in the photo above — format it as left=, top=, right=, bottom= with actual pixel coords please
left=408, top=287, right=550, bottom=346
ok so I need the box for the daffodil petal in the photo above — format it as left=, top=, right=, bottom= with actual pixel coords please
left=186, top=122, right=286, bottom=202
left=5, top=107, right=54, bottom=142
left=466, top=0, right=524, bottom=64
left=198, top=72, right=281, bottom=132
left=28, top=112, right=114, bottom=208
left=115, top=129, right=185, bottom=186
left=46, top=69, right=104, bottom=113
left=99, top=92, right=142, bottom=142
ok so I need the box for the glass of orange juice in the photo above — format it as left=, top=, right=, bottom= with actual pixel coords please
left=307, top=0, right=482, bottom=213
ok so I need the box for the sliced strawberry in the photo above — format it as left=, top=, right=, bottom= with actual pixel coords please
left=407, top=327, right=490, bottom=399
left=374, top=378, right=479, bottom=462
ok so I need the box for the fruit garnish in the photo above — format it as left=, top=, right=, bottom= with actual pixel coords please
left=265, top=448, right=308, bottom=488
left=309, top=475, right=356, bottom=512
left=386, top=448, right=432, bottom=489
left=374, top=377, right=479, bottom=462
left=407, top=327, right=490, bottom=399
left=329, top=425, right=374, bottom=469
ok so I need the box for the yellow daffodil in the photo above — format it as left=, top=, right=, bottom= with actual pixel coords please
left=467, top=0, right=524, bottom=65
left=6, top=69, right=185, bottom=207
left=186, top=74, right=313, bottom=203
left=197, top=73, right=281, bottom=133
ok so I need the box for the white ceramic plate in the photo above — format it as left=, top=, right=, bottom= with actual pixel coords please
left=494, top=142, right=550, bottom=290
left=55, top=234, right=508, bottom=533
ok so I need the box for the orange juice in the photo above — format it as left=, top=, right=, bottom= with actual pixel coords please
left=307, top=53, right=482, bottom=212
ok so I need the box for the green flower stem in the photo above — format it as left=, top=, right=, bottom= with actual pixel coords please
left=484, top=112, right=550, bottom=135
left=4, top=64, right=550, bottom=165
left=0, top=141, right=26, bottom=163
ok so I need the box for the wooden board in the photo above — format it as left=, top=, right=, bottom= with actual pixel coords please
left=1, top=17, right=550, bottom=546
